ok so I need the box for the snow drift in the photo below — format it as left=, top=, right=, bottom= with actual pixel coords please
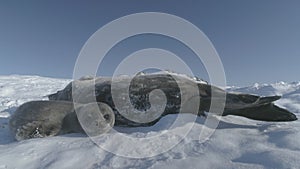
left=0, top=75, right=299, bottom=169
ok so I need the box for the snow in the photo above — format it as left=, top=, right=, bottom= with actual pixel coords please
left=0, top=75, right=299, bottom=169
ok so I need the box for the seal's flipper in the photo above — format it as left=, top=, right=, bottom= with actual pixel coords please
left=256, top=95, right=281, bottom=105
left=223, top=104, right=297, bottom=122
left=60, top=112, right=84, bottom=134
left=225, top=93, right=282, bottom=109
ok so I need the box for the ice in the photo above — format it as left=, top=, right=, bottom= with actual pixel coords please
left=0, top=75, right=299, bottom=169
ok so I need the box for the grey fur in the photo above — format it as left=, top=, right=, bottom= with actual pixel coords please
left=9, top=101, right=114, bottom=141
left=48, top=73, right=297, bottom=126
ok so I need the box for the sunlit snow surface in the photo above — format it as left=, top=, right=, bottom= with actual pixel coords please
left=0, top=75, right=299, bottom=169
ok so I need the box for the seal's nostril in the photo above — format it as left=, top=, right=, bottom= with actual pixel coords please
left=104, top=114, right=110, bottom=121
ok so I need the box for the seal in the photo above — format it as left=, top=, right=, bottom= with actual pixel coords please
left=9, top=100, right=115, bottom=141
left=48, top=72, right=297, bottom=126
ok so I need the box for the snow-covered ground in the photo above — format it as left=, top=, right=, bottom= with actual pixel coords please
left=0, top=75, right=299, bottom=169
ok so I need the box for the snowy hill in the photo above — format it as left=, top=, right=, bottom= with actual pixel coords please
left=0, top=75, right=299, bottom=169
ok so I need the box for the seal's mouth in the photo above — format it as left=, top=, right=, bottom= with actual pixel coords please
left=104, top=114, right=110, bottom=121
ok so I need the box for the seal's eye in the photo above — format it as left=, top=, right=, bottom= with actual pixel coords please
left=104, top=114, right=110, bottom=121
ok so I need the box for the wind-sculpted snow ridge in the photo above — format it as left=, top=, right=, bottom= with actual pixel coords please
left=0, top=75, right=71, bottom=114
left=227, top=81, right=300, bottom=96
left=0, top=75, right=299, bottom=169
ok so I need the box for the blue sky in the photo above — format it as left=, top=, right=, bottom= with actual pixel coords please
left=0, top=0, right=299, bottom=86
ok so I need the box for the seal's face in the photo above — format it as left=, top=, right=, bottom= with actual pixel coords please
left=75, top=102, right=115, bottom=137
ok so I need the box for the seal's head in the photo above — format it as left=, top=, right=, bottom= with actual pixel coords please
left=75, top=102, right=115, bottom=137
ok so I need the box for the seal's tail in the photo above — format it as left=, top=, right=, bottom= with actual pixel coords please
left=223, top=103, right=297, bottom=122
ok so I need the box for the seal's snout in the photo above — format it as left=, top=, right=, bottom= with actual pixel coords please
left=104, top=114, right=111, bottom=121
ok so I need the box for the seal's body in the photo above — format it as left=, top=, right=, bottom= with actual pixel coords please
left=48, top=72, right=297, bottom=127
